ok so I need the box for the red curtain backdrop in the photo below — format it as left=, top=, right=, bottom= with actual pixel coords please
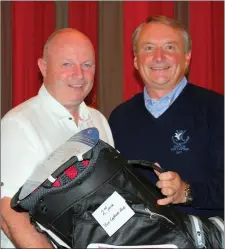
left=11, top=1, right=55, bottom=107
left=123, top=1, right=175, bottom=101
left=189, top=1, right=224, bottom=95
left=68, top=1, right=98, bottom=108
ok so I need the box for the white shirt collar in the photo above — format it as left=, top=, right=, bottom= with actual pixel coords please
left=38, top=84, right=90, bottom=121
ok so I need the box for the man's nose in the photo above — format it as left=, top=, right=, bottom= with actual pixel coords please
left=152, top=48, right=165, bottom=62
left=72, top=65, right=84, bottom=79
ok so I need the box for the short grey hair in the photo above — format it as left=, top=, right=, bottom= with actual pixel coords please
left=132, top=15, right=192, bottom=55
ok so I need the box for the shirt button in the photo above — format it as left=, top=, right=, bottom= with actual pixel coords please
left=69, top=117, right=73, bottom=120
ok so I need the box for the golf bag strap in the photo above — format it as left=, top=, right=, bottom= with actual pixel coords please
left=208, top=216, right=224, bottom=248
left=188, top=215, right=206, bottom=248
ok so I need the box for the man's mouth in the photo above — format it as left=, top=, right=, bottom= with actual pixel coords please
left=150, top=66, right=170, bottom=71
left=68, top=84, right=83, bottom=88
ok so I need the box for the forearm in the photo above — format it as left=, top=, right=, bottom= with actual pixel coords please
left=1, top=197, right=53, bottom=248
left=1, top=214, right=10, bottom=234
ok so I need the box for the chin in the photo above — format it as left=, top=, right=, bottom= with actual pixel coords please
left=70, top=98, right=84, bottom=105
left=63, top=100, right=82, bottom=110
left=151, top=79, right=169, bottom=86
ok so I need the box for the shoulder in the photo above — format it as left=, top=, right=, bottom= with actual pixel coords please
left=186, top=83, right=224, bottom=123
left=1, top=95, right=46, bottom=147
left=109, top=93, right=144, bottom=119
left=187, top=83, right=223, bottom=103
left=2, top=95, right=41, bottom=124
left=1, top=96, right=43, bottom=145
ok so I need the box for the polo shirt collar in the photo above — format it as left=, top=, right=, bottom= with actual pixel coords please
left=38, top=84, right=90, bottom=121
left=144, top=77, right=188, bottom=106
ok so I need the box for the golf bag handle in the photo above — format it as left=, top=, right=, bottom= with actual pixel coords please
left=127, top=160, right=166, bottom=173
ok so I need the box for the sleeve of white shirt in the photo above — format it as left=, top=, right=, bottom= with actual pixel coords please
left=1, top=116, right=40, bottom=199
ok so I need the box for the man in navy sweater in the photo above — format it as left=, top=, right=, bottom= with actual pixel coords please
left=109, top=16, right=224, bottom=217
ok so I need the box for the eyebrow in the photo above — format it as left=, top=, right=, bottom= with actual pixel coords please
left=83, top=60, right=94, bottom=63
left=165, top=41, right=178, bottom=45
left=141, top=40, right=178, bottom=45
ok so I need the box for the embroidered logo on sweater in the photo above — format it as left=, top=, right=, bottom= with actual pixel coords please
left=171, top=130, right=190, bottom=154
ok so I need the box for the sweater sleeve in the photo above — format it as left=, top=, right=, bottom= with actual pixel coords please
left=190, top=92, right=224, bottom=210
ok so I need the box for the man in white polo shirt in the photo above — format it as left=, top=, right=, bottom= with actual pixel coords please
left=1, top=28, right=114, bottom=248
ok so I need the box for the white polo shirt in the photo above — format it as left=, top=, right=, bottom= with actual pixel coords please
left=1, top=84, right=114, bottom=248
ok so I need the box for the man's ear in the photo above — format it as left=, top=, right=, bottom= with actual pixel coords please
left=185, top=51, right=192, bottom=69
left=134, top=56, right=138, bottom=70
left=38, top=58, right=47, bottom=78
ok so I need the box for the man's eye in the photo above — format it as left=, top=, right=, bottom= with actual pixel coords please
left=166, top=45, right=175, bottom=51
left=144, top=46, right=154, bottom=52
left=62, top=62, right=72, bottom=67
left=82, top=63, right=92, bottom=69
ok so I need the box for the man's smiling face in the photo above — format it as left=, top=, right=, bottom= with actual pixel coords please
left=38, top=31, right=95, bottom=109
left=134, top=23, right=191, bottom=97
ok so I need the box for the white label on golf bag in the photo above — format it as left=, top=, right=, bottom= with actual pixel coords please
left=92, top=191, right=135, bottom=236
left=19, top=127, right=99, bottom=200
left=87, top=243, right=178, bottom=248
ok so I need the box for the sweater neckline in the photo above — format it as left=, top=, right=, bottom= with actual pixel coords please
left=140, top=83, right=191, bottom=121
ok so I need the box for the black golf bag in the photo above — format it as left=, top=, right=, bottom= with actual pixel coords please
left=11, top=139, right=224, bottom=249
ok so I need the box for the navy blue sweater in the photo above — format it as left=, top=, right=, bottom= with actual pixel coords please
left=109, top=83, right=224, bottom=217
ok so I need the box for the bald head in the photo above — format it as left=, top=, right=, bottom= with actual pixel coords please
left=43, top=28, right=94, bottom=61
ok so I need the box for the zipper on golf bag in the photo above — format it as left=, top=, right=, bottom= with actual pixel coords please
left=70, top=202, right=177, bottom=248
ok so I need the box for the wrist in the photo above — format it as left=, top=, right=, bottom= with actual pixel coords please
left=184, top=182, right=193, bottom=204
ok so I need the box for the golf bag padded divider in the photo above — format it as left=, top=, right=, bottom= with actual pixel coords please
left=11, top=140, right=224, bottom=249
